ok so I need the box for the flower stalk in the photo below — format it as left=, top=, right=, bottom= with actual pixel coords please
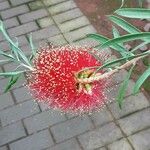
left=77, top=52, right=149, bottom=84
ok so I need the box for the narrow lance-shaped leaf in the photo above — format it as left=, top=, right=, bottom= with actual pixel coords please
left=117, top=64, right=135, bottom=108
left=133, top=67, right=150, bottom=94
left=100, top=32, right=150, bottom=49
left=4, top=74, right=20, bottom=93
left=108, top=15, right=140, bottom=34
left=115, top=8, right=150, bottom=19
left=87, top=34, right=130, bottom=57
left=0, top=20, right=31, bottom=67
left=112, top=26, right=124, bottom=47
left=95, top=51, right=150, bottom=73
left=0, top=71, right=24, bottom=77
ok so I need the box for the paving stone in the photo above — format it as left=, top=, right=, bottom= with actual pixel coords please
left=24, top=109, right=66, bottom=134
left=48, top=34, right=67, bottom=45
left=129, top=128, right=150, bottom=150
left=59, top=16, right=90, bottom=33
left=0, top=41, right=9, bottom=52
left=31, top=26, right=60, bottom=41
left=108, top=92, right=149, bottom=119
left=1, top=5, right=29, bottom=19
left=107, top=138, right=132, bottom=150
left=0, top=92, right=14, bottom=111
left=10, top=0, right=33, bottom=6
left=96, top=147, right=107, bottom=150
left=0, top=122, right=26, bottom=146
left=64, top=25, right=96, bottom=43
left=107, top=79, right=135, bottom=103
left=28, top=1, right=43, bottom=10
left=44, top=0, right=68, bottom=6
left=118, top=108, right=150, bottom=135
left=0, top=100, right=40, bottom=126
left=9, top=129, right=54, bottom=150
left=90, top=108, right=113, bottom=127
left=3, top=17, right=19, bottom=29
left=78, top=122, right=123, bottom=150
left=19, top=9, right=48, bottom=23
left=46, top=139, right=81, bottom=150
left=48, top=1, right=77, bottom=15
left=0, top=78, right=7, bottom=95
left=51, top=116, right=93, bottom=142
left=13, top=86, right=32, bottom=102
left=8, top=22, right=38, bottom=37
left=53, top=8, right=83, bottom=24
left=0, top=146, right=8, bottom=150
left=0, top=1, right=10, bottom=11
left=37, top=17, right=54, bottom=28
left=74, top=38, right=99, bottom=47
left=38, top=102, right=49, bottom=111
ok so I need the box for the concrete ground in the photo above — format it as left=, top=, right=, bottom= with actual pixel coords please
left=0, top=0, right=150, bottom=150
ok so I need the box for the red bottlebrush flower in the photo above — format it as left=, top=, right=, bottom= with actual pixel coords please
left=26, top=45, right=111, bottom=114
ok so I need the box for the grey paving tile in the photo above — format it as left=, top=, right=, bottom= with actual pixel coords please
left=48, top=1, right=76, bottom=15
left=107, top=138, right=132, bottom=150
left=0, top=100, right=40, bottom=126
left=13, top=86, right=32, bottom=103
left=128, top=128, right=150, bottom=150
left=0, top=92, right=14, bottom=111
left=1, top=5, right=29, bottom=19
left=48, top=34, right=67, bottom=46
left=51, top=116, right=93, bottom=142
left=96, top=147, right=107, bottom=150
left=0, top=78, right=7, bottom=95
left=90, top=108, right=113, bottom=127
left=53, top=8, right=83, bottom=24
left=9, top=130, right=54, bottom=150
left=46, top=139, right=81, bottom=150
left=78, top=122, right=123, bottom=150
left=64, top=25, right=96, bottom=43
left=28, top=1, right=44, bottom=10
left=8, top=22, right=39, bottom=37
left=37, top=17, right=54, bottom=28
left=24, top=109, right=66, bottom=134
left=19, top=9, right=48, bottom=23
left=10, top=0, right=33, bottom=6
left=0, top=122, right=26, bottom=146
left=31, top=26, right=60, bottom=41
left=44, top=0, right=68, bottom=6
left=118, top=108, right=150, bottom=135
left=108, top=93, right=149, bottom=119
left=59, top=16, right=90, bottom=33
left=0, top=1, right=10, bottom=11
left=3, top=17, right=19, bottom=29
left=0, top=146, right=8, bottom=150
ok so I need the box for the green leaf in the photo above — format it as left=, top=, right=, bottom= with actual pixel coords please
left=112, top=26, right=120, bottom=38
left=100, top=32, right=150, bottom=49
left=108, top=15, right=140, bottom=34
left=115, top=8, right=150, bottom=19
left=95, top=51, right=150, bottom=72
left=133, top=67, right=150, bottom=94
left=0, top=71, right=24, bottom=76
left=29, top=33, right=36, bottom=56
left=87, top=34, right=129, bottom=57
left=0, top=20, right=31, bottom=67
left=117, top=65, right=135, bottom=108
left=0, top=49, right=15, bottom=60
left=0, top=59, right=11, bottom=64
left=131, top=41, right=150, bottom=52
left=4, top=74, right=20, bottom=93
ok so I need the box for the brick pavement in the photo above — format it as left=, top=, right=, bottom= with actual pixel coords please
left=0, top=0, right=150, bottom=150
